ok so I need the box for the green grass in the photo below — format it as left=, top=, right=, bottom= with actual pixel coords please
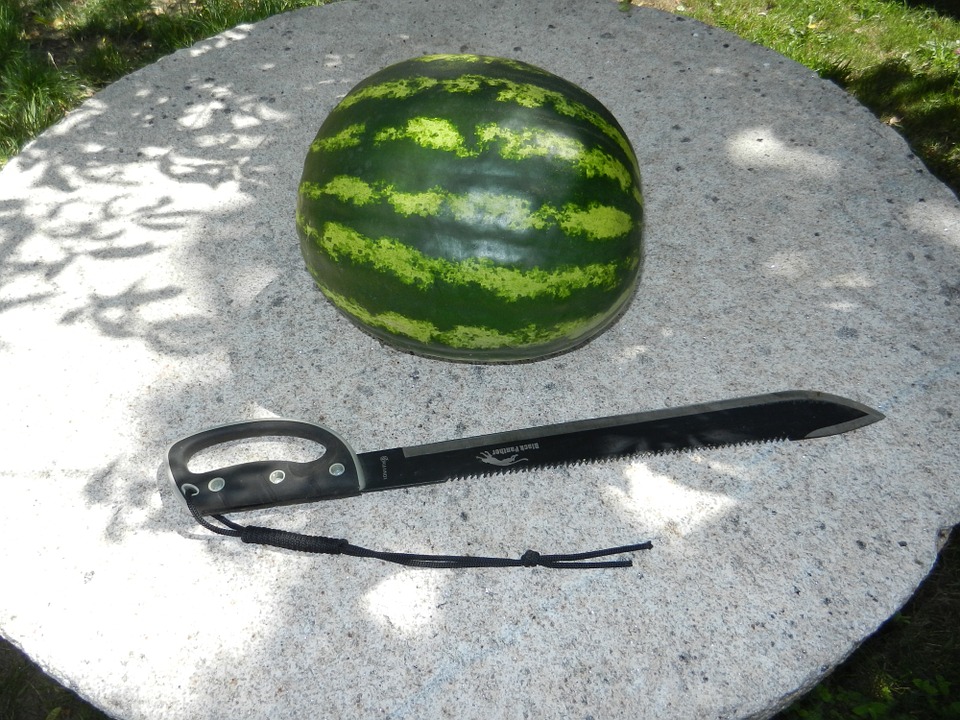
left=0, top=0, right=81, bottom=160
left=0, top=0, right=330, bottom=165
left=773, top=527, right=960, bottom=719
left=0, top=0, right=959, bottom=718
left=0, top=639, right=112, bottom=720
left=667, top=0, right=960, bottom=190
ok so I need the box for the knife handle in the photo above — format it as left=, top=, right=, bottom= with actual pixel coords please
left=167, top=419, right=363, bottom=516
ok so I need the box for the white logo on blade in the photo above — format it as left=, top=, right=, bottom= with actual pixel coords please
left=476, top=442, right=539, bottom=467
left=477, top=451, right=529, bottom=467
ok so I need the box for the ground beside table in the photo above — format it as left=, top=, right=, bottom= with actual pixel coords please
left=0, top=1, right=958, bottom=718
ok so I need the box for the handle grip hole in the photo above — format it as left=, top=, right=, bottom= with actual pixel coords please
left=186, top=436, right=327, bottom=473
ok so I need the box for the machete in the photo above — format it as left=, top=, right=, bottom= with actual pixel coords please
left=167, top=390, right=883, bottom=568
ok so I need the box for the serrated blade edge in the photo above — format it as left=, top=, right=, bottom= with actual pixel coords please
left=357, top=390, right=883, bottom=494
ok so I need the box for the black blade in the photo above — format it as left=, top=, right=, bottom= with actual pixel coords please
left=358, top=390, right=883, bottom=493
left=168, top=390, right=883, bottom=515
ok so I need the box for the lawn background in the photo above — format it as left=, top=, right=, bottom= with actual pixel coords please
left=1, top=0, right=958, bottom=717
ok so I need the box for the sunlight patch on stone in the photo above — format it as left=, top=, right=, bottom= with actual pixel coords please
left=727, top=127, right=840, bottom=176
left=606, top=463, right=736, bottom=538
left=365, top=570, right=443, bottom=633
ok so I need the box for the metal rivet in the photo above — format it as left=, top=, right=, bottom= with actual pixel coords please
left=208, top=477, right=225, bottom=492
left=329, top=463, right=345, bottom=476
left=269, top=470, right=286, bottom=484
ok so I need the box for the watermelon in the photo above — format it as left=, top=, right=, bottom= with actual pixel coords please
left=296, top=54, right=643, bottom=362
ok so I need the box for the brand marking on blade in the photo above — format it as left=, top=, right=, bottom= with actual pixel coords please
left=476, top=442, right=540, bottom=467
left=462, top=437, right=787, bottom=483
left=477, top=450, right=531, bottom=467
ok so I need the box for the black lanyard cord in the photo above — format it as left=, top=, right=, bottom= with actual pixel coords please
left=185, top=495, right=652, bottom=569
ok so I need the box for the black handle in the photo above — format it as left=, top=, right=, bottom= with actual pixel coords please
left=167, top=419, right=363, bottom=516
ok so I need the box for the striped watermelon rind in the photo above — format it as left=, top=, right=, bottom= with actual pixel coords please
left=297, top=53, right=643, bottom=362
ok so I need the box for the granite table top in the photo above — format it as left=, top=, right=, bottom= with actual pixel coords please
left=1, top=1, right=958, bottom=718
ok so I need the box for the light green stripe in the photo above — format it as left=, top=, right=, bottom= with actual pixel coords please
left=374, top=117, right=474, bottom=157
left=330, top=72, right=634, bottom=160
left=311, top=123, right=366, bottom=152
left=476, top=123, right=580, bottom=162
left=412, top=54, right=552, bottom=77
left=334, top=76, right=439, bottom=112
left=487, top=80, right=631, bottom=159
left=314, top=283, right=603, bottom=350
left=300, top=179, right=634, bottom=241
left=384, top=187, right=447, bottom=217
left=303, top=217, right=435, bottom=289
left=297, top=216, right=624, bottom=300
left=474, top=124, right=633, bottom=193
left=556, top=204, right=635, bottom=241
left=309, top=175, right=377, bottom=205
left=334, top=63, right=521, bottom=113
left=309, top=117, right=635, bottom=194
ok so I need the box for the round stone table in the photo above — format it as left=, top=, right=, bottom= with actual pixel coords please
left=1, top=1, right=958, bottom=718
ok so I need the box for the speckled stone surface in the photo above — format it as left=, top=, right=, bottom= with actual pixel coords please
left=1, top=1, right=958, bottom=718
